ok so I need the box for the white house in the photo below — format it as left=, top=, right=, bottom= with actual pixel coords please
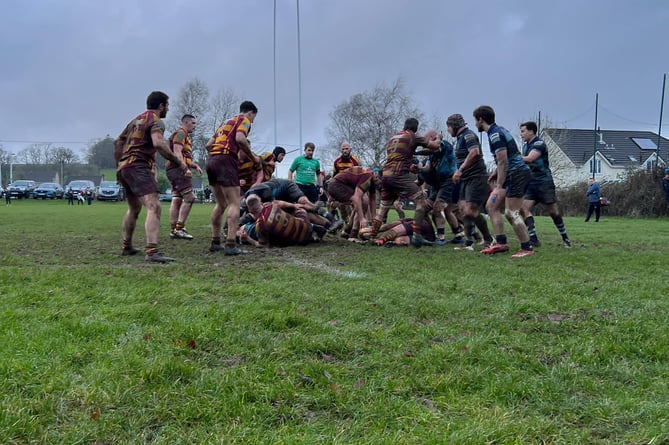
left=541, top=128, right=668, bottom=187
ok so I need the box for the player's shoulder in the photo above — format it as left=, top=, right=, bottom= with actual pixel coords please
left=532, top=138, right=546, bottom=149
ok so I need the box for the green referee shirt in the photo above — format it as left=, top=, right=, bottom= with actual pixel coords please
left=289, top=155, right=321, bottom=185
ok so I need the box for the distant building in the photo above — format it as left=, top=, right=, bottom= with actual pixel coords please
left=542, top=128, right=668, bottom=187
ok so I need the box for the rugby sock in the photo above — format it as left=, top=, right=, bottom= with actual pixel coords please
left=463, top=215, right=476, bottom=246
left=551, top=215, right=569, bottom=239
left=378, top=228, right=400, bottom=242
left=211, top=236, right=221, bottom=246
left=474, top=214, right=493, bottom=243
left=370, top=219, right=383, bottom=237
left=495, top=234, right=508, bottom=245
left=171, top=222, right=177, bottom=232
left=225, top=239, right=236, bottom=249
left=524, top=216, right=536, bottom=237
left=145, top=243, right=158, bottom=256
left=411, top=223, right=422, bottom=237
left=176, top=222, right=184, bottom=231
left=122, top=239, right=132, bottom=250
left=437, top=228, right=445, bottom=240
left=520, top=241, right=533, bottom=251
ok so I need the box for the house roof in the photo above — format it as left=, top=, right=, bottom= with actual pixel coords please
left=542, top=128, right=669, bottom=167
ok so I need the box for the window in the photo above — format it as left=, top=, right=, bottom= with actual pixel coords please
left=589, top=159, right=602, bottom=174
left=631, top=138, right=657, bottom=150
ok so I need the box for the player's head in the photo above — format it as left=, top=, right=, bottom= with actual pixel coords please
left=447, top=114, right=466, bottom=137
left=245, top=193, right=262, bottom=215
left=340, top=142, right=352, bottom=158
left=304, top=142, right=315, bottom=158
left=181, top=114, right=197, bottom=133
left=273, top=146, right=286, bottom=163
left=147, top=91, right=169, bottom=118
left=403, top=118, right=419, bottom=133
left=473, top=105, right=495, bottom=131
left=520, top=121, right=538, bottom=143
left=240, top=101, right=258, bottom=122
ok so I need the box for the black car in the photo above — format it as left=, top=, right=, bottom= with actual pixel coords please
left=8, top=180, right=37, bottom=199
left=66, top=180, right=96, bottom=200
left=33, top=182, right=65, bottom=199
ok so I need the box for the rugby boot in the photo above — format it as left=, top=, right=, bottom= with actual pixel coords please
left=224, top=246, right=248, bottom=256
left=411, top=234, right=434, bottom=248
left=122, top=247, right=140, bottom=256
left=145, top=252, right=176, bottom=263
left=511, top=249, right=535, bottom=258
left=481, top=243, right=509, bottom=255
left=172, top=228, right=193, bottom=240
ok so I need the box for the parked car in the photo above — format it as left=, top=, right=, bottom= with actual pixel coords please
left=33, top=182, right=65, bottom=199
left=97, top=181, right=125, bottom=201
left=8, top=180, right=37, bottom=199
left=159, top=189, right=173, bottom=202
left=66, top=180, right=96, bottom=200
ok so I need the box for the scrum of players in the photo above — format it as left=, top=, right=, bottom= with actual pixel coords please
left=115, top=92, right=571, bottom=262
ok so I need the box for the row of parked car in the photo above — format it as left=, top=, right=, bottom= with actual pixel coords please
left=2, top=180, right=125, bottom=201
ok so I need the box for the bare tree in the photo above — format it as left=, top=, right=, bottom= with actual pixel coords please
left=168, top=78, right=212, bottom=164
left=51, top=147, right=79, bottom=164
left=209, top=88, right=239, bottom=133
left=325, top=78, right=424, bottom=170
left=17, top=143, right=50, bottom=164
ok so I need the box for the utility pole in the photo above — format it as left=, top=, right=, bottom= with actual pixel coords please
left=273, top=0, right=277, bottom=149
left=296, top=0, right=303, bottom=149
left=592, top=93, right=599, bottom=180
left=657, top=74, right=666, bottom=167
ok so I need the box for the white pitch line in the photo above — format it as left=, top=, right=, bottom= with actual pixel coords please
left=285, top=255, right=366, bottom=279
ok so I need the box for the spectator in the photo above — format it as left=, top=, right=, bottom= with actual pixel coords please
left=66, top=187, right=74, bottom=205
left=585, top=178, right=601, bottom=222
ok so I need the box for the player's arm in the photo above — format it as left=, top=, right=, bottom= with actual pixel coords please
left=453, top=145, right=481, bottom=184
left=236, top=131, right=260, bottom=165
left=172, top=140, right=185, bottom=164
left=152, top=131, right=190, bottom=176
left=366, top=188, right=377, bottom=222
left=350, top=187, right=368, bottom=228
left=522, top=149, right=541, bottom=164
left=493, top=149, right=508, bottom=191
left=205, top=136, right=215, bottom=151
left=250, top=165, right=264, bottom=187
left=273, top=200, right=300, bottom=211
left=190, top=161, right=203, bottom=176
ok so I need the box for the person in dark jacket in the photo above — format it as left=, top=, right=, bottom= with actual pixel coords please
left=585, top=178, right=601, bottom=222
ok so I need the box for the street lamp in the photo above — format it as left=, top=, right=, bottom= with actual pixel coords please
left=9, top=154, right=15, bottom=184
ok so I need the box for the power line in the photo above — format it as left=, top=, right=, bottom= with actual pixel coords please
left=0, top=139, right=90, bottom=144
left=598, top=104, right=668, bottom=127
left=562, top=104, right=595, bottom=123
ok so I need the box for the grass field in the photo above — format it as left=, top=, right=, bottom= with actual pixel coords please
left=1, top=200, right=668, bottom=444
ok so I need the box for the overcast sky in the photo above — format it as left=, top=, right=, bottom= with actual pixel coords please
left=1, top=0, right=667, bottom=177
